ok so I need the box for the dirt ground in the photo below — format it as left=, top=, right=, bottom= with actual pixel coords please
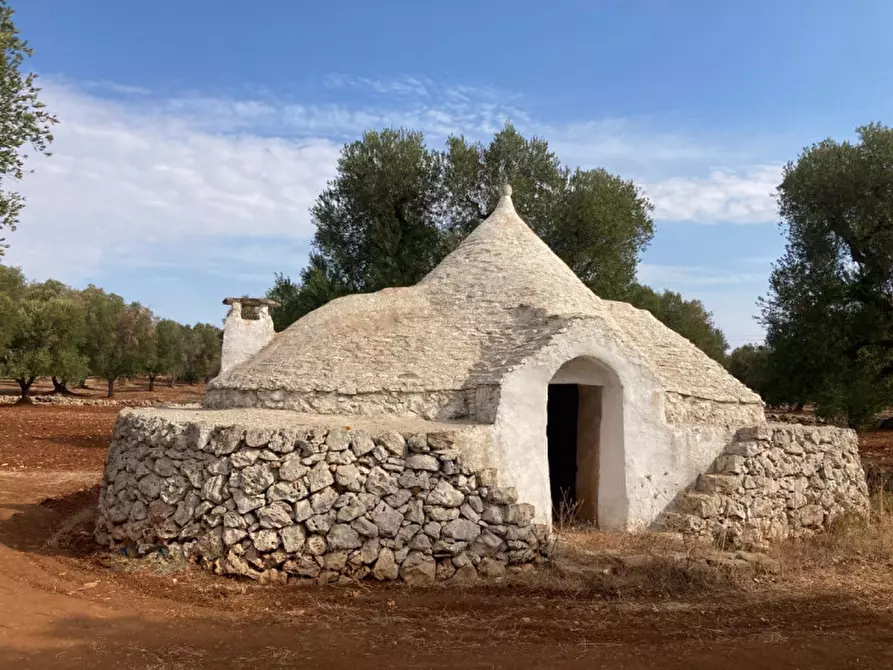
left=2, top=393, right=893, bottom=668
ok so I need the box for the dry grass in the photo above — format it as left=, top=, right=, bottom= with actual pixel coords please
left=769, top=491, right=893, bottom=573
left=42, top=505, right=96, bottom=552
left=492, top=529, right=746, bottom=601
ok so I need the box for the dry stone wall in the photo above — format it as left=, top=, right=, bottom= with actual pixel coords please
left=663, top=423, right=870, bottom=547
left=96, top=410, right=549, bottom=584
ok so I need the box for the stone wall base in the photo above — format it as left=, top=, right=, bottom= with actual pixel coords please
left=96, top=410, right=550, bottom=585
left=662, top=423, right=870, bottom=548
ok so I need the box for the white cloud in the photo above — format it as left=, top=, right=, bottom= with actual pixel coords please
left=3, top=73, right=784, bottom=327
left=7, top=81, right=341, bottom=283
left=644, top=165, right=781, bottom=224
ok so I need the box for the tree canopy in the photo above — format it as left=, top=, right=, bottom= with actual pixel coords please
left=726, top=344, right=771, bottom=400
left=269, top=124, right=730, bottom=359
left=760, top=122, right=893, bottom=426
left=627, top=285, right=728, bottom=363
left=293, top=124, right=655, bottom=308
left=0, top=1, right=57, bottom=253
left=0, top=265, right=222, bottom=400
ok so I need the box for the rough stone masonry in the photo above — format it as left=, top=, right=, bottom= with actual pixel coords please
left=96, top=409, right=550, bottom=584
left=662, top=423, right=870, bottom=548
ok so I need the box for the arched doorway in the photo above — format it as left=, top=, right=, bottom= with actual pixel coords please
left=547, top=357, right=625, bottom=528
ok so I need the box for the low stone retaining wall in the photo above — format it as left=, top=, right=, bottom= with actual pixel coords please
left=96, top=409, right=549, bottom=584
left=664, top=423, right=870, bottom=547
left=0, top=395, right=199, bottom=408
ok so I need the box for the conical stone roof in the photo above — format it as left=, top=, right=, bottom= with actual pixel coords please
left=206, top=185, right=761, bottom=416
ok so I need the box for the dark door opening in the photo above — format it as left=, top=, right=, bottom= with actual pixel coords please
left=547, top=382, right=602, bottom=525
left=547, top=384, right=579, bottom=519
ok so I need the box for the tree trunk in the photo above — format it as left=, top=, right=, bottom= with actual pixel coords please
left=167, top=375, right=175, bottom=388
left=107, top=378, right=115, bottom=398
left=51, top=376, right=76, bottom=395
left=148, top=374, right=156, bottom=392
left=16, top=377, right=35, bottom=404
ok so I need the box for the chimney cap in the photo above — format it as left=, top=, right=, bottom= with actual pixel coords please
left=223, top=297, right=280, bottom=307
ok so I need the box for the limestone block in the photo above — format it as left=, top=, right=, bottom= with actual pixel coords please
left=376, top=432, right=405, bottom=458
left=478, top=557, right=506, bottom=579
left=715, top=455, right=747, bottom=475
left=250, top=529, right=280, bottom=553
left=240, top=463, right=275, bottom=496
left=373, top=548, right=399, bottom=580
left=426, top=480, right=464, bottom=508
left=365, top=467, right=399, bottom=497
left=257, top=502, right=294, bottom=529
left=486, top=487, right=518, bottom=505
left=799, top=505, right=825, bottom=527
left=351, top=517, right=379, bottom=538
left=698, top=474, right=741, bottom=495
left=371, top=501, right=404, bottom=538
left=327, top=524, right=363, bottom=550
left=405, top=454, right=439, bottom=471
left=232, top=490, right=265, bottom=514
left=679, top=493, right=721, bottom=517
left=305, top=512, right=336, bottom=535
left=350, top=431, right=375, bottom=457
left=306, top=461, right=334, bottom=493
left=400, top=552, right=436, bottom=585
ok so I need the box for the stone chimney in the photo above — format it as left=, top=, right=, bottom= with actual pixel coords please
left=219, top=297, right=279, bottom=375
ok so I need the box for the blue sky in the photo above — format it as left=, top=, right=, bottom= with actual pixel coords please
left=6, top=0, right=893, bottom=346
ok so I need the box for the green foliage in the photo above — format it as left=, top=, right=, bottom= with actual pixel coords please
left=812, top=350, right=893, bottom=429
left=81, top=287, right=155, bottom=396
left=0, top=272, right=86, bottom=399
left=441, top=124, right=567, bottom=240
left=38, top=288, right=88, bottom=386
left=180, top=323, right=222, bottom=384
left=266, top=264, right=346, bottom=332
left=628, top=285, right=729, bottom=362
left=310, top=128, right=447, bottom=294
left=0, top=263, right=24, bottom=349
left=761, top=122, right=893, bottom=427
left=1, top=295, right=51, bottom=394
left=0, top=1, right=57, bottom=253
left=548, top=169, right=655, bottom=299
left=726, top=344, right=770, bottom=397
left=146, top=318, right=185, bottom=383
left=271, top=123, right=660, bottom=328
left=0, top=265, right=222, bottom=396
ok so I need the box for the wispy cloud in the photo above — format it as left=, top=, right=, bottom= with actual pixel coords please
left=4, top=75, right=785, bottom=334
left=639, top=263, right=765, bottom=288
left=325, top=74, right=432, bottom=97
left=8, top=81, right=340, bottom=284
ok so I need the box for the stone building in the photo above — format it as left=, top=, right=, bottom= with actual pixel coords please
left=96, top=185, right=869, bottom=583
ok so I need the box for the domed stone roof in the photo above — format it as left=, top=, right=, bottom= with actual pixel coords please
left=206, top=186, right=761, bottom=417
